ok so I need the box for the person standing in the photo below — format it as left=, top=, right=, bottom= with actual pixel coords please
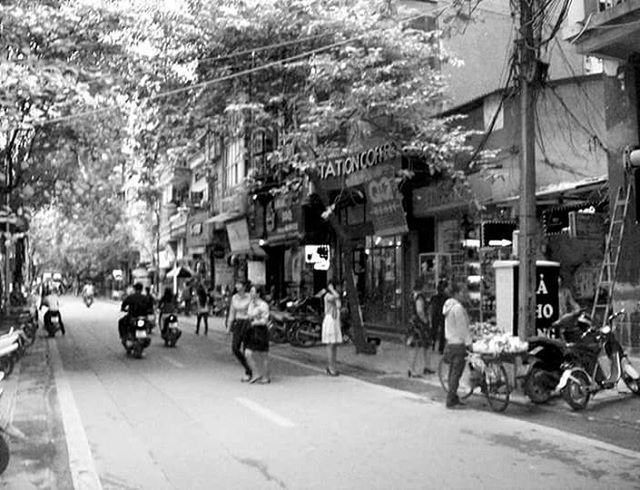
left=182, top=283, right=193, bottom=316
left=322, top=281, right=342, bottom=376
left=407, top=279, right=433, bottom=378
left=246, top=286, right=271, bottom=384
left=442, top=282, right=472, bottom=409
left=226, top=281, right=253, bottom=382
left=430, top=279, right=449, bottom=355
left=195, top=283, right=209, bottom=335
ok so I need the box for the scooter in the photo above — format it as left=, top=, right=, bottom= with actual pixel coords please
left=160, top=314, right=182, bottom=347
left=44, top=312, right=63, bottom=338
left=556, top=310, right=640, bottom=410
left=122, top=316, right=151, bottom=359
left=0, top=372, right=11, bottom=474
left=268, top=297, right=297, bottom=344
left=523, top=310, right=592, bottom=404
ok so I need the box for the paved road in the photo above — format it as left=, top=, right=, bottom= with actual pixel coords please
left=3, top=296, right=640, bottom=489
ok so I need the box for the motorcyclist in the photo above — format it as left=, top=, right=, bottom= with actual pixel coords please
left=118, top=283, right=153, bottom=341
left=82, top=282, right=95, bottom=301
left=40, top=286, right=66, bottom=335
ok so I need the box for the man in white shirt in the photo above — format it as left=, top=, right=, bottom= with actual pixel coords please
left=442, top=282, right=471, bottom=408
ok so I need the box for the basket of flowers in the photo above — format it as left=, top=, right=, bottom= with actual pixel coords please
left=470, top=324, right=529, bottom=362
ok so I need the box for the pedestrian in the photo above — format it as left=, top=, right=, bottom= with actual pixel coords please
left=246, top=286, right=271, bottom=384
left=322, top=281, right=342, bottom=376
left=430, top=279, right=449, bottom=355
left=442, top=282, right=472, bottom=409
left=226, top=281, right=253, bottom=382
left=182, top=283, right=193, bottom=316
left=195, top=283, right=209, bottom=335
left=407, top=279, right=433, bottom=378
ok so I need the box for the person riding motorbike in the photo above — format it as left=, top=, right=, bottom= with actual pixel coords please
left=82, top=282, right=95, bottom=303
left=118, top=283, right=154, bottom=341
left=40, top=286, right=65, bottom=335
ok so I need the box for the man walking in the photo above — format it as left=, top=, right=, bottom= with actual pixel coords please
left=442, top=282, right=472, bottom=409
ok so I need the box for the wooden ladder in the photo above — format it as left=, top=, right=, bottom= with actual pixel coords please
left=591, top=183, right=632, bottom=328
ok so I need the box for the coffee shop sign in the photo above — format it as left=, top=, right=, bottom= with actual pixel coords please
left=317, top=143, right=398, bottom=180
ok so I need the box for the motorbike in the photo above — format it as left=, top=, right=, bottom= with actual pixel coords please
left=160, top=314, right=182, bottom=347
left=268, top=297, right=298, bottom=344
left=45, top=312, right=63, bottom=338
left=122, top=316, right=152, bottom=358
left=83, top=294, right=94, bottom=308
left=0, top=336, right=19, bottom=378
left=211, top=292, right=229, bottom=317
left=556, top=310, right=640, bottom=410
left=523, top=310, right=592, bottom=404
left=0, top=372, right=10, bottom=474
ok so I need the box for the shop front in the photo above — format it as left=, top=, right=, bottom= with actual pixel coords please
left=319, top=143, right=410, bottom=331
left=185, top=209, right=212, bottom=281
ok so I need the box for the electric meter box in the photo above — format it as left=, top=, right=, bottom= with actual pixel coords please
left=493, top=260, right=560, bottom=336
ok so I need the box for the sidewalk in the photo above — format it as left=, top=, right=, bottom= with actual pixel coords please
left=177, top=314, right=640, bottom=405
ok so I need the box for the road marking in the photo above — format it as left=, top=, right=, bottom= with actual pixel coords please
left=50, top=341, right=103, bottom=490
left=162, top=356, right=185, bottom=369
left=235, top=397, right=296, bottom=428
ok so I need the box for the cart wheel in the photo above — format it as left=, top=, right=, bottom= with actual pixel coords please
left=437, top=358, right=474, bottom=400
left=484, top=362, right=510, bottom=412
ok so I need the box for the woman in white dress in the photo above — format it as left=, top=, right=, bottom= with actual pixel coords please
left=322, top=281, right=342, bottom=376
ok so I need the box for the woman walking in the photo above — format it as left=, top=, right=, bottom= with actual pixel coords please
left=195, top=283, right=209, bottom=335
left=322, top=281, right=342, bottom=376
left=246, top=286, right=271, bottom=384
left=226, top=281, right=253, bottom=382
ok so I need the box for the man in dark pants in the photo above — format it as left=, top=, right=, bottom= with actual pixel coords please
left=442, top=282, right=472, bottom=409
left=430, top=279, right=449, bottom=354
left=225, top=281, right=253, bottom=381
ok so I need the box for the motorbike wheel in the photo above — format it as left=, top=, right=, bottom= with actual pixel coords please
left=0, top=433, right=10, bottom=474
left=562, top=370, right=591, bottom=410
left=132, top=345, right=143, bottom=359
left=269, top=322, right=287, bottom=344
left=0, top=356, right=14, bottom=377
left=523, top=366, right=555, bottom=404
left=287, top=323, right=301, bottom=346
left=293, top=321, right=319, bottom=348
left=163, top=338, right=169, bottom=347
left=169, top=339, right=177, bottom=348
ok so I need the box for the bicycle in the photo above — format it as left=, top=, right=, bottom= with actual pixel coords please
left=438, top=350, right=512, bottom=412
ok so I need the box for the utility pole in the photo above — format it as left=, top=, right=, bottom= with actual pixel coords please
left=518, top=0, right=538, bottom=340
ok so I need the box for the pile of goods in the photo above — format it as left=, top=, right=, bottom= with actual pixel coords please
left=470, top=322, right=529, bottom=356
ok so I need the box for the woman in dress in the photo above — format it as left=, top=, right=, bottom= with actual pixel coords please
left=322, top=281, right=342, bottom=376
left=246, top=286, right=271, bottom=384
left=407, top=279, right=433, bottom=378
left=195, top=283, right=209, bottom=335
left=226, top=281, right=253, bottom=382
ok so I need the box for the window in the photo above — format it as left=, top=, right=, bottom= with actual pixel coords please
left=226, top=138, right=244, bottom=189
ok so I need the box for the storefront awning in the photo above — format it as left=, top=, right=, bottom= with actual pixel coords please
left=496, top=176, right=607, bottom=205
left=204, top=212, right=243, bottom=224
left=231, top=243, right=267, bottom=258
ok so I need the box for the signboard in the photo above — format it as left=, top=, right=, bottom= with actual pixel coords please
left=267, top=191, right=301, bottom=241
left=226, top=219, right=250, bottom=253
left=317, top=143, right=398, bottom=180
left=481, top=221, right=517, bottom=247
left=247, top=260, right=266, bottom=285
left=568, top=211, right=604, bottom=239
left=412, top=182, right=469, bottom=217
left=362, top=163, right=408, bottom=236
left=304, top=245, right=330, bottom=270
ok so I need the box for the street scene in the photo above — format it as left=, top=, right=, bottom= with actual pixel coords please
left=3, top=0, right=640, bottom=488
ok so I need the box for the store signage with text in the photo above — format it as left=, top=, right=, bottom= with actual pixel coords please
left=267, top=192, right=300, bottom=240
left=226, top=219, right=250, bottom=253
left=363, top=163, right=408, bottom=236
left=318, top=143, right=398, bottom=180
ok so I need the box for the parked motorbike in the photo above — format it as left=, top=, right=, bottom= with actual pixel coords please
left=160, top=314, right=182, bottom=347
left=556, top=310, right=640, bottom=410
left=268, top=297, right=298, bottom=344
left=122, top=316, right=152, bottom=358
left=0, top=337, right=19, bottom=378
left=0, top=372, right=10, bottom=474
left=83, top=294, right=94, bottom=308
left=288, top=297, right=324, bottom=348
left=45, top=312, right=63, bottom=338
left=211, top=292, right=229, bottom=317
left=523, top=310, right=592, bottom=404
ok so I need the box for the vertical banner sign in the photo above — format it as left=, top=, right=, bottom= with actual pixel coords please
left=363, top=163, right=408, bottom=237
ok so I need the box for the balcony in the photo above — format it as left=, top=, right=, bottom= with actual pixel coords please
left=566, top=0, right=640, bottom=60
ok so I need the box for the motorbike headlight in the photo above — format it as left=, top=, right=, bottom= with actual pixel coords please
left=137, top=320, right=145, bottom=327
left=286, top=301, right=293, bottom=308
left=600, top=326, right=611, bottom=334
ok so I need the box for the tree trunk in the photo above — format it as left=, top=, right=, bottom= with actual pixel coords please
left=307, top=169, right=376, bottom=355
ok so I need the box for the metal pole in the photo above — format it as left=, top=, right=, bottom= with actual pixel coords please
left=518, top=0, right=538, bottom=340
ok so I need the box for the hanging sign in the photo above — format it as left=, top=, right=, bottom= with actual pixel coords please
left=362, top=163, right=408, bottom=236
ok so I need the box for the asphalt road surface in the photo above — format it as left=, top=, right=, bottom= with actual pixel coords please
left=3, top=296, right=640, bottom=489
